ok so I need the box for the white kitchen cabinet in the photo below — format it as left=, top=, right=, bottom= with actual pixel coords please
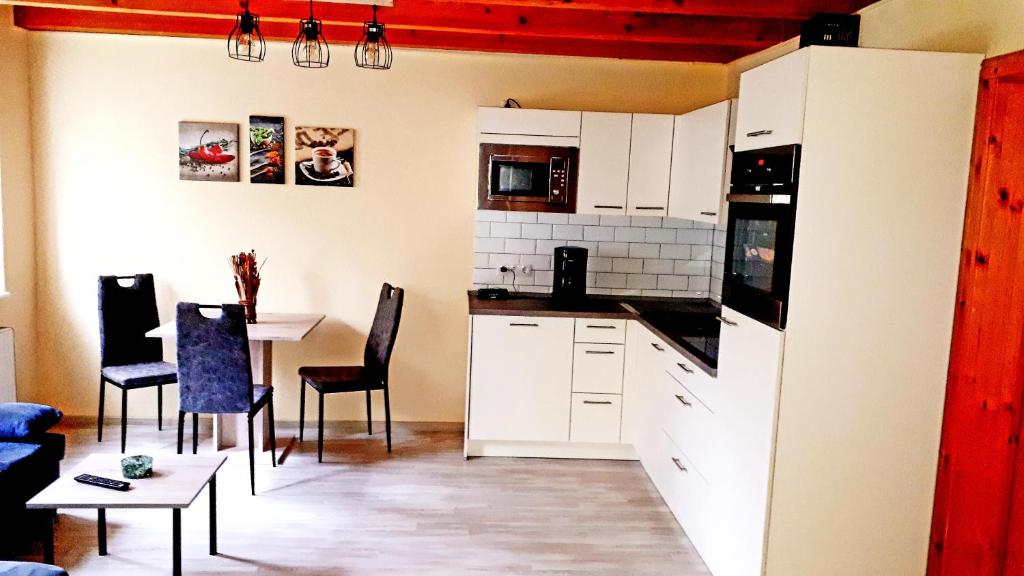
left=577, top=112, right=632, bottom=215
left=572, top=344, right=625, bottom=394
left=734, top=49, right=810, bottom=152
left=569, top=393, right=622, bottom=443
left=574, top=318, right=627, bottom=344
left=668, top=99, right=736, bottom=225
left=468, top=315, right=574, bottom=442
left=619, top=321, right=643, bottom=445
left=626, top=114, right=674, bottom=216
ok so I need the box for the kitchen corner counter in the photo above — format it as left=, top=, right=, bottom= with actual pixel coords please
left=467, top=291, right=721, bottom=375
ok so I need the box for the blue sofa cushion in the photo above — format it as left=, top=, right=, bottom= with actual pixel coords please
left=0, top=443, right=39, bottom=475
left=0, top=404, right=63, bottom=439
left=0, top=562, right=68, bottom=576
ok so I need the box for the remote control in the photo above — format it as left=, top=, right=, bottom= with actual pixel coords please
left=74, top=474, right=130, bottom=491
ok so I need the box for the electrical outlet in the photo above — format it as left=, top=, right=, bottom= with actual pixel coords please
left=520, top=264, right=534, bottom=275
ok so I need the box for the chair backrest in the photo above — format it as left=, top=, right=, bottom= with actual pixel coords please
left=98, top=274, right=163, bottom=368
left=175, top=303, right=253, bottom=414
left=363, top=283, right=404, bottom=381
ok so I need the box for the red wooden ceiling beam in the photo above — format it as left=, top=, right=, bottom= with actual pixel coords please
left=418, top=0, right=875, bottom=18
left=12, top=6, right=754, bottom=62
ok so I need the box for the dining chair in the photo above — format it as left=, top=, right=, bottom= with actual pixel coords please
left=97, top=274, right=178, bottom=453
left=175, top=303, right=277, bottom=495
left=298, top=283, right=404, bottom=461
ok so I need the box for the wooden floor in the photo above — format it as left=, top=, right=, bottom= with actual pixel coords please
left=12, top=420, right=711, bottom=575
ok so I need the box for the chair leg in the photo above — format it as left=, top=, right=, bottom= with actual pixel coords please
left=247, top=415, right=256, bottom=496
left=317, top=392, right=325, bottom=464
left=299, top=379, right=306, bottom=443
left=192, top=413, right=199, bottom=455
left=97, top=377, right=105, bottom=442
left=268, top=398, right=277, bottom=468
left=366, top=389, right=373, bottom=436
left=383, top=385, right=392, bottom=454
left=157, top=385, right=163, bottom=431
left=120, top=388, right=128, bottom=454
left=177, top=411, right=185, bottom=455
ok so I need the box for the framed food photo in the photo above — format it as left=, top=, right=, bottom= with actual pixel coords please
left=249, top=116, right=285, bottom=185
left=294, top=126, right=355, bottom=187
left=178, top=121, right=240, bottom=182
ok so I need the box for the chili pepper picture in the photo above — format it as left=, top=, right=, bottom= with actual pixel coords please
left=178, top=121, right=240, bottom=182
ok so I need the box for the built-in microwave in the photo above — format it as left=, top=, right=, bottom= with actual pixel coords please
left=723, top=144, right=801, bottom=330
left=478, top=143, right=578, bottom=213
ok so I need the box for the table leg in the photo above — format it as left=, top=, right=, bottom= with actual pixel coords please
left=172, top=509, right=181, bottom=576
left=43, top=510, right=55, bottom=565
left=98, top=509, right=107, bottom=556
left=209, top=475, right=217, bottom=556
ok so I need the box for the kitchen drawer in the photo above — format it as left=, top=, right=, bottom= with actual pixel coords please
left=662, top=369, right=717, bottom=478
left=570, top=393, right=622, bottom=444
left=574, top=318, right=627, bottom=344
left=572, top=344, right=625, bottom=394
left=665, top=347, right=717, bottom=411
left=660, top=433, right=716, bottom=566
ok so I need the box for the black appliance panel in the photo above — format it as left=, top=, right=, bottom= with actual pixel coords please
left=553, top=246, right=588, bottom=300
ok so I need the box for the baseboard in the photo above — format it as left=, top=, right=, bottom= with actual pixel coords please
left=465, top=439, right=639, bottom=460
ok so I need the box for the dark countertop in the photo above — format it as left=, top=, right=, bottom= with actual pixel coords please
left=467, top=291, right=720, bottom=376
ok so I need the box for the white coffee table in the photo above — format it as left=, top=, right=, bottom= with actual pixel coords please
left=26, top=453, right=226, bottom=575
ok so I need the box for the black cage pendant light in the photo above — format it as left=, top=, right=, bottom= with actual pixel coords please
left=292, top=0, right=330, bottom=68
left=227, top=0, right=266, bottom=62
left=354, top=5, right=392, bottom=70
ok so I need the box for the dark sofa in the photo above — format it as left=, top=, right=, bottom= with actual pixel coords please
left=0, top=404, right=64, bottom=550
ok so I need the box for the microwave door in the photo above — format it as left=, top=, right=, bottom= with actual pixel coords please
left=489, top=156, right=551, bottom=202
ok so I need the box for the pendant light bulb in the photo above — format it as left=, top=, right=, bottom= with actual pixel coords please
left=228, top=0, right=266, bottom=62
left=355, top=5, right=392, bottom=70
left=292, top=0, right=330, bottom=68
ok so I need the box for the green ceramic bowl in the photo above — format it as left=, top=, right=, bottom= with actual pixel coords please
left=121, top=455, right=153, bottom=479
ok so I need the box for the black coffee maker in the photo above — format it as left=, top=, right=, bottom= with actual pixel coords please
left=553, top=246, right=588, bottom=300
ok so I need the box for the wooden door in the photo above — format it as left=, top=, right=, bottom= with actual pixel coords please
left=928, top=52, right=1024, bottom=576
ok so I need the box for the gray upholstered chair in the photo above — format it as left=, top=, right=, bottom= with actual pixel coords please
left=175, top=303, right=276, bottom=495
left=298, top=283, right=404, bottom=460
left=97, top=274, right=177, bottom=453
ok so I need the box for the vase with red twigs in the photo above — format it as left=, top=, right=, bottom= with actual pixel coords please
left=231, top=250, right=265, bottom=324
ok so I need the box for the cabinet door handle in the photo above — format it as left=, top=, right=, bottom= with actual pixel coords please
left=716, top=316, right=738, bottom=327
left=509, top=322, right=539, bottom=327
left=746, top=129, right=774, bottom=137
left=583, top=400, right=614, bottom=405
left=675, top=394, right=692, bottom=407
left=634, top=206, right=665, bottom=211
left=650, top=342, right=665, bottom=352
left=594, top=205, right=623, bottom=210
left=585, top=350, right=616, bottom=355
left=676, top=362, right=694, bottom=374
left=585, top=324, right=617, bottom=329
left=699, top=211, right=718, bottom=216
left=671, top=457, right=688, bottom=472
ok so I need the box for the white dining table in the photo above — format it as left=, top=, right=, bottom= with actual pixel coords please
left=147, top=312, right=325, bottom=453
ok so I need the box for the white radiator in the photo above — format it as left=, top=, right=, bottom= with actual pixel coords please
left=0, top=327, right=15, bottom=402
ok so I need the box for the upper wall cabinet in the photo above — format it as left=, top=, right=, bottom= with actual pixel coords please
left=668, top=99, right=737, bottom=225
left=478, top=108, right=582, bottom=146
left=734, top=50, right=810, bottom=152
left=626, top=114, right=675, bottom=216
left=577, top=112, right=633, bottom=215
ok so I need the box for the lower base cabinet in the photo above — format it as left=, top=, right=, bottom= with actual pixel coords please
left=569, top=393, right=622, bottom=443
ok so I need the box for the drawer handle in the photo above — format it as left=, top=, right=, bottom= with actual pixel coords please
left=676, top=362, right=694, bottom=374
left=509, top=322, right=539, bottom=327
left=585, top=350, right=616, bottom=355
left=675, top=394, right=692, bottom=407
left=583, top=400, right=614, bottom=405
left=671, top=457, right=688, bottom=473
left=716, top=316, right=738, bottom=327
left=634, top=206, right=665, bottom=211
left=585, top=324, right=617, bottom=329
left=650, top=342, right=665, bottom=352
left=746, top=129, right=774, bottom=137
left=699, top=211, right=718, bottom=216
left=594, top=205, right=623, bottom=210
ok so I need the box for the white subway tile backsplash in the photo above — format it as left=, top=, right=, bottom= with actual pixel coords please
left=645, top=228, right=677, bottom=244
left=630, top=216, right=663, bottom=228
left=596, top=273, right=627, bottom=289
left=662, top=217, right=694, bottom=229
left=612, top=258, right=643, bottom=274
left=520, top=223, right=553, bottom=240
left=521, top=254, right=553, bottom=271
left=675, top=260, right=711, bottom=276
left=627, top=274, right=658, bottom=289
left=710, top=278, right=723, bottom=301
left=475, top=210, right=507, bottom=222
left=597, top=242, right=630, bottom=258
left=677, top=229, right=712, bottom=244
left=473, top=269, right=500, bottom=284
left=552, top=224, right=584, bottom=240
left=535, top=271, right=554, bottom=285
left=629, top=244, right=660, bottom=259
left=642, top=289, right=673, bottom=297
left=688, top=276, right=711, bottom=292
left=490, top=222, right=522, bottom=238
left=599, top=215, right=632, bottom=227
left=588, top=257, right=613, bottom=273
left=658, top=275, right=688, bottom=291
left=504, top=239, right=537, bottom=254
left=692, top=245, right=712, bottom=261
left=583, top=226, right=615, bottom=242
left=643, top=259, right=674, bottom=275
left=505, top=212, right=537, bottom=223
left=489, top=253, right=519, bottom=269
left=661, top=244, right=691, bottom=260
left=538, top=213, right=569, bottom=224
left=474, top=253, right=489, bottom=268
left=614, top=227, right=646, bottom=243
left=568, top=241, right=599, bottom=252
left=475, top=237, right=504, bottom=253
left=568, top=214, right=601, bottom=225
left=474, top=222, right=490, bottom=237
left=535, top=239, right=565, bottom=255
left=713, top=228, right=727, bottom=247
left=586, top=272, right=597, bottom=287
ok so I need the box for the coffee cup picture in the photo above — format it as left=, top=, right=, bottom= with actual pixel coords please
left=295, top=126, right=356, bottom=187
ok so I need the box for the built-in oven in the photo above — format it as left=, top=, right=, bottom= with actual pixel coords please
left=478, top=143, right=578, bottom=213
left=723, top=144, right=801, bottom=330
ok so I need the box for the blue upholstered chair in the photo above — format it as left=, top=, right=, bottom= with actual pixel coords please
left=175, top=303, right=276, bottom=495
left=98, top=274, right=177, bottom=453
left=299, top=283, right=404, bottom=460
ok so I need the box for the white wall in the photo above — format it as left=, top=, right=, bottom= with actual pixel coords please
left=28, top=31, right=728, bottom=422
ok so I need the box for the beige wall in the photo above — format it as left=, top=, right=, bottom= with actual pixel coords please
left=727, top=0, right=1024, bottom=94
left=0, top=6, right=37, bottom=395
left=28, top=31, right=727, bottom=422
